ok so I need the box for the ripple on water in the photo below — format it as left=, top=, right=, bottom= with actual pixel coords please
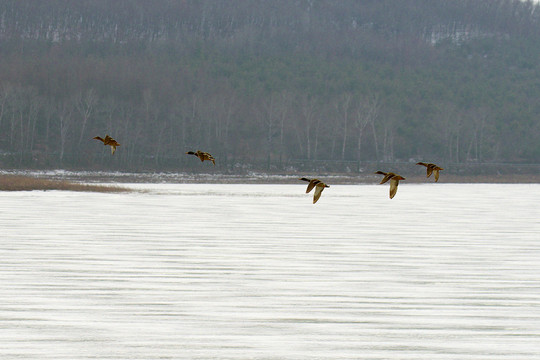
left=0, top=183, right=539, bottom=359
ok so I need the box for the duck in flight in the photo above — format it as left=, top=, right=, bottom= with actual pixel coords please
left=299, top=177, right=330, bottom=204
left=416, top=162, right=443, bottom=182
left=186, top=150, right=215, bottom=165
left=375, top=171, right=405, bottom=199
left=93, top=134, right=120, bottom=154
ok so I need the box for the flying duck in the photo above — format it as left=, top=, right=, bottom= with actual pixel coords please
left=93, top=135, right=120, bottom=154
left=375, top=171, right=405, bottom=199
left=416, top=162, right=444, bottom=182
left=186, top=150, right=215, bottom=165
left=299, top=177, right=330, bottom=204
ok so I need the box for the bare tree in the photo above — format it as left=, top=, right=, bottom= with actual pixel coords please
left=207, top=91, right=237, bottom=168
left=294, top=95, right=319, bottom=160
left=0, top=84, right=11, bottom=133
left=74, top=88, right=97, bottom=146
left=259, top=92, right=279, bottom=169
left=434, top=102, right=465, bottom=163
left=353, top=95, right=380, bottom=163
left=379, top=109, right=397, bottom=162
left=57, top=99, right=74, bottom=162
left=276, top=90, right=291, bottom=166
left=21, top=88, right=41, bottom=161
left=333, top=93, right=352, bottom=160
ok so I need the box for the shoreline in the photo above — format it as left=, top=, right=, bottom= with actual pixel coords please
left=1, top=170, right=540, bottom=187
left=0, top=174, right=131, bottom=192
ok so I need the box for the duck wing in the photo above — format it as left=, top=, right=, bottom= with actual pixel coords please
left=313, top=184, right=325, bottom=204
left=433, top=169, right=440, bottom=182
left=380, top=173, right=394, bottom=184
left=389, top=178, right=400, bottom=199
left=204, top=152, right=216, bottom=165
left=305, top=179, right=318, bottom=193
left=197, top=152, right=207, bottom=162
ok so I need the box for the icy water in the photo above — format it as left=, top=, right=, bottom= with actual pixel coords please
left=0, top=183, right=539, bottom=359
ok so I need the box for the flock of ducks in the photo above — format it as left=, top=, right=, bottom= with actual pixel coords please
left=93, top=134, right=443, bottom=204
left=303, top=162, right=443, bottom=203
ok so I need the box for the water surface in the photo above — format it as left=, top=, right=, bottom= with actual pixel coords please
left=1, top=183, right=539, bottom=359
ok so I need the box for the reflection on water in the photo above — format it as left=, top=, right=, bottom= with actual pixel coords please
left=0, top=183, right=539, bottom=359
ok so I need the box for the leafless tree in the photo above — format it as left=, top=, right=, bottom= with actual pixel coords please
left=333, top=93, right=352, bottom=161
left=57, top=99, right=74, bottom=162
left=354, top=94, right=380, bottom=163
left=74, top=89, right=97, bottom=146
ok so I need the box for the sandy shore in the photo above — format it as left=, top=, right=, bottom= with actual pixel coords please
left=0, top=174, right=131, bottom=192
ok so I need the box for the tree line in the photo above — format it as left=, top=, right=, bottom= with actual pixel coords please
left=0, top=0, right=539, bottom=172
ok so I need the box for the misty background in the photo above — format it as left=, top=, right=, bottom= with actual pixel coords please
left=0, top=0, right=539, bottom=173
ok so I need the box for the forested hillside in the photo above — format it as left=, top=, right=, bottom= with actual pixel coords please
left=0, top=0, right=539, bottom=172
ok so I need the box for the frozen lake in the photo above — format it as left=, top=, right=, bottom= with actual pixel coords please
left=0, top=183, right=539, bottom=359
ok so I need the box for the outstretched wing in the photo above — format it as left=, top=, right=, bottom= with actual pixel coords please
left=306, top=179, right=317, bottom=193
left=389, top=178, right=399, bottom=199
left=433, top=169, right=440, bottom=182
left=380, top=173, right=393, bottom=184
left=313, top=185, right=324, bottom=204
left=204, top=152, right=216, bottom=165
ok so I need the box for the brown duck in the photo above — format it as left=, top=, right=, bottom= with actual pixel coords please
left=416, top=162, right=443, bottom=182
left=93, top=135, right=120, bottom=154
left=375, top=171, right=405, bottom=199
left=186, top=150, right=215, bottom=165
left=299, top=177, right=330, bottom=204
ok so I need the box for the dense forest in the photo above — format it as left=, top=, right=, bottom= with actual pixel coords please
left=0, top=0, right=539, bottom=172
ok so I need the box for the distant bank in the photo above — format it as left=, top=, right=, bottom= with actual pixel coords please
left=1, top=169, right=539, bottom=190
left=0, top=174, right=130, bottom=192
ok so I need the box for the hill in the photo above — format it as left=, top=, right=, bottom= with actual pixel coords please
left=0, top=0, right=539, bottom=173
